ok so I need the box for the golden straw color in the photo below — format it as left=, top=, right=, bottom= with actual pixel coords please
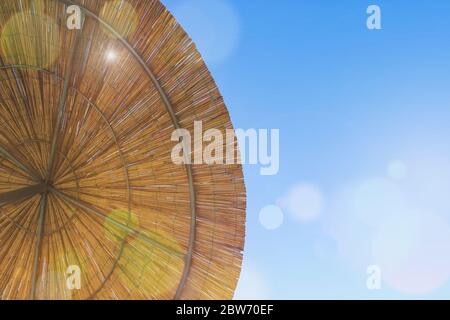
left=0, top=0, right=246, bottom=300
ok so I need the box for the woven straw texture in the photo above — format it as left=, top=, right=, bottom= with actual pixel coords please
left=0, top=0, right=246, bottom=300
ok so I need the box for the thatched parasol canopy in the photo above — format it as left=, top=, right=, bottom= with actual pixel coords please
left=0, top=0, right=246, bottom=300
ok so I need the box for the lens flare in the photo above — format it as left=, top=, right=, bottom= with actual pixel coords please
left=0, top=11, right=61, bottom=68
left=115, top=229, right=184, bottom=299
left=106, top=50, right=117, bottom=61
left=259, top=205, right=284, bottom=230
left=373, top=212, right=450, bottom=295
left=103, top=209, right=140, bottom=242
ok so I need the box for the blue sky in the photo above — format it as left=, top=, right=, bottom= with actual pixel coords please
left=163, top=0, right=450, bottom=299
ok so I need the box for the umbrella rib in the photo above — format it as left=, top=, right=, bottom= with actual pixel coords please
left=29, top=191, right=48, bottom=300
left=58, top=0, right=198, bottom=299
left=49, top=187, right=184, bottom=258
left=0, top=183, right=46, bottom=207
left=0, top=146, right=41, bottom=181
left=28, top=16, right=83, bottom=300
left=46, top=27, right=83, bottom=184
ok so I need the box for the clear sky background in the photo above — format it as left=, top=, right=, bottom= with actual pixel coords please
left=163, top=0, right=450, bottom=299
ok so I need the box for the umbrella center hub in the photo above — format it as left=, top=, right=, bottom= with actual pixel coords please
left=38, top=182, right=53, bottom=193
left=38, top=183, right=47, bottom=193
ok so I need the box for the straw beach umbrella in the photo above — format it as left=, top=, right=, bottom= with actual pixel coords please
left=0, top=0, right=246, bottom=300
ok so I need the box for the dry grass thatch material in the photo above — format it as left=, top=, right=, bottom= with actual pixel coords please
left=0, top=0, right=246, bottom=300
